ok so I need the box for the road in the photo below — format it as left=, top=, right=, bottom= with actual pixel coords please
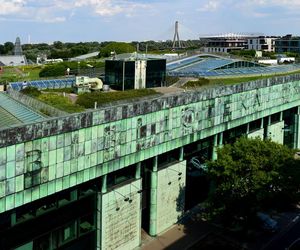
left=263, top=215, right=300, bottom=250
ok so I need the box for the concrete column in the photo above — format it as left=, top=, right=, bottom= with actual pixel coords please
left=70, top=189, right=78, bottom=201
left=179, top=147, right=184, bottom=161
left=219, top=132, right=223, bottom=147
left=246, top=123, right=250, bottom=134
left=261, top=118, right=264, bottom=129
left=294, top=107, right=300, bottom=149
left=280, top=111, right=283, bottom=121
left=101, top=175, right=107, bottom=194
left=96, top=193, right=101, bottom=250
left=266, top=116, right=272, bottom=139
left=97, top=175, right=107, bottom=250
left=149, top=156, right=158, bottom=236
left=135, top=162, right=141, bottom=179
left=212, top=134, right=218, bottom=161
left=11, top=211, right=16, bottom=226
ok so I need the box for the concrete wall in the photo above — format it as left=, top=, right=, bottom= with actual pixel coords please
left=156, top=161, right=186, bottom=234
left=247, top=128, right=264, bottom=139
left=100, top=179, right=141, bottom=250
left=267, top=121, right=285, bottom=144
left=1, top=75, right=300, bottom=213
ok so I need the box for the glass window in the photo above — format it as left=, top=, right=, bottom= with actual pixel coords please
left=59, top=221, right=77, bottom=246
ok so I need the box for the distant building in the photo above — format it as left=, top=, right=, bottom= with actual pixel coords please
left=247, top=36, right=277, bottom=52
left=13, top=37, right=23, bottom=56
left=200, top=33, right=260, bottom=53
left=275, top=34, right=300, bottom=53
left=105, top=53, right=166, bottom=90
left=0, top=55, right=27, bottom=66
left=0, top=37, right=27, bottom=66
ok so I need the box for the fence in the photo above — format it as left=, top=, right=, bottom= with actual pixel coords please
left=7, top=89, right=68, bottom=117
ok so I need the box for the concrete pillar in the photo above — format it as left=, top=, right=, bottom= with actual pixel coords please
left=101, top=175, right=107, bottom=194
left=179, top=147, right=184, bottom=161
left=97, top=175, right=108, bottom=250
left=219, top=132, right=223, bottom=147
left=266, top=116, right=272, bottom=139
left=135, top=162, right=141, bottom=179
left=149, top=156, right=158, bottom=236
left=294, top=107, right=300, bottom=149
left=11, top=211, right=16, bottom=226
left=280, top=111, right=283, bottom=121
left=96, top=194, right=101, bottom=250
left=212, top=134, right=218, bottom=161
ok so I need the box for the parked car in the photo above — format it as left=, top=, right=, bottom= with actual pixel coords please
left=256, top=212, right=279, bottom=233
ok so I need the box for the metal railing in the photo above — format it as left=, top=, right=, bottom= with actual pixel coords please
left=6, top=89, right=68, bottom=117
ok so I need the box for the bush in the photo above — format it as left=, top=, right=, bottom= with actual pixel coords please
left=76, top=89, right=158, bottom=108
left=39, top=61, right=105, bottom=77
left=39, top=64, right=66, bottom=77
left=20, top=86, right=41, bottom=97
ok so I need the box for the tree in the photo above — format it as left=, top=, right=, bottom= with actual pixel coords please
left=207, top=137, right=297, bottom=221
left=3, top=42, right=14, bottom=54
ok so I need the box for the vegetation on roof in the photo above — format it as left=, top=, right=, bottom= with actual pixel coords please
left=20, top=86, right=42, bottom=97
left=43, top=87, right=73, bottom=93
left=38, top=93, right=84, bottom=113
left=76, top=89, right=159, bottom=108
left=20, top=86, right=84, bottom=113
left=39, top=61, right=104, bottom=77
left=182, top=70, right=300, bottom=89
left=99, top=42, right=135, bottom=58
left=0, top=65, right=42, bottom=83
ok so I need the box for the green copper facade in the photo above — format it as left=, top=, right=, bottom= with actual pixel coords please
left=1, top=74, right=300, bottom=249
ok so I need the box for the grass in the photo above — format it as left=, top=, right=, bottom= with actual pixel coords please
left=76, top=89, right=159, bottom=108
left=38, top=93, right=84, bottom=113
left=0, top=65, right=43, bottom=83
left=43, top=87, right=73, bottom=93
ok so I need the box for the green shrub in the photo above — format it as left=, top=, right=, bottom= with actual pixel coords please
left=43, top=87, right=73, bottom=93
left=39, top=61, right=105, bottom=77
left=20, top=86, right=42, bottom=97
left=39, top=64, right=66, bottom=77
left=76, top=89, right=158, bottom=108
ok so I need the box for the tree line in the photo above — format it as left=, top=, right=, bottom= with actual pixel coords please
left=0, top=40, right=203, bottom=62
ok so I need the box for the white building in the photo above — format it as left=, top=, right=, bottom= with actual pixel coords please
left=247, top=36, right=278, bottom=52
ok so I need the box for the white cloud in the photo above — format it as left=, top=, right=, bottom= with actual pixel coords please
left=197, top=0, right=220, bottom=12
left=0, top=0, right=26, bottom=15
left=74, top=0, right=150, bottom=17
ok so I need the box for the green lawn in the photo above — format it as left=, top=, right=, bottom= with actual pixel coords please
left=0, top=65, right=43, bottom=83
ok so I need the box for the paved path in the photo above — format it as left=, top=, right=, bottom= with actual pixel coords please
left=140, top=214, right=216, bottom=250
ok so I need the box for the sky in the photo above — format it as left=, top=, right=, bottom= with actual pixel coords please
left=1, top=0, right=300, bottom=44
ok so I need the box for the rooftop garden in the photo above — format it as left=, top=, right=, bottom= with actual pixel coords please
left=76, top=89, right=159, bottom=108
left=20, top=87, right=160, bottom=112
left=182, top=69, right=300, bottom=89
